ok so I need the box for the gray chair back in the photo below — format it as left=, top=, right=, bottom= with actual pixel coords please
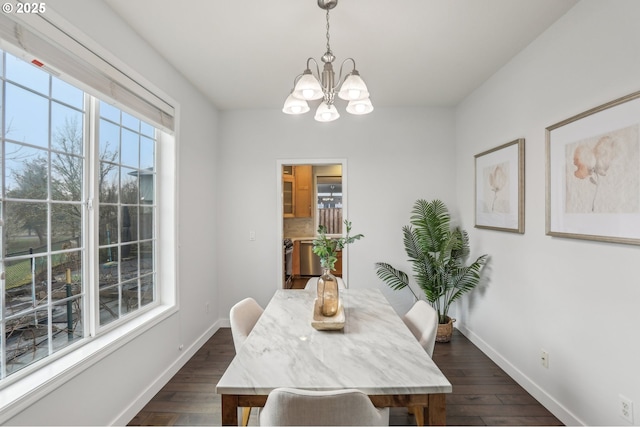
left=259, top=387, right=389, bottom=426
left=402, top=300, right=439, bottom=357
left=229, top=297, right=264, bottom=351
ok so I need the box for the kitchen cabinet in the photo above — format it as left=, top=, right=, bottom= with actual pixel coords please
left=294, top=165, right=312, bottom=218
left=283, top=174, right=295, bottom=218
left=282, top=165, right=312, bottom=218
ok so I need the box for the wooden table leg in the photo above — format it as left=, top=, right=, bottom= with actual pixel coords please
left=426, top=393, right=446, bottom=426
left=412, top=406, right=425, bottom=426
left=221, top=394, right=239, bottom=426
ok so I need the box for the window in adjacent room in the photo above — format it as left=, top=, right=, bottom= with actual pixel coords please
left=316, top=175, right=343, bottom=235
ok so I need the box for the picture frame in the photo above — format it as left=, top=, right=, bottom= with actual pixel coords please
left=474, top=138, right=525, bottom=233
left=546, top=90, right=640, bottom=245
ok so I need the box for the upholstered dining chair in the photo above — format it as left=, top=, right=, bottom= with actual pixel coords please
left=402, top=299, right=439, bottom=357
left=402, top=299, right=439, bottom=425
left=259, top=387, right=390, bottom=426
left=229, top=297, right=264, bottom=426
left=304, top=276, right=346, bottom=291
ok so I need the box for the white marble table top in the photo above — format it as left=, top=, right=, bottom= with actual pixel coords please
left=216, top=289, right=452, bottom=396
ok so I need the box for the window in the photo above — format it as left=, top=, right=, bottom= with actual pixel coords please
left=0, top=49, right=158, bottom=380
left=317, top=175, right=343, bottom=235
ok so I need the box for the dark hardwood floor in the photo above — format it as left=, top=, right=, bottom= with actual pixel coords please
left=431, top=331, right=562, bottom=426
left=128, top=328, right=562, bottom=426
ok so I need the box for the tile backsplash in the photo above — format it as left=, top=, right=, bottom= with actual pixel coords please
left=284, top=218, right=314, bottom=237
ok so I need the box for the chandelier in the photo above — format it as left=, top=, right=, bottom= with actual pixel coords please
left=282, top=0, right=373, bottom=122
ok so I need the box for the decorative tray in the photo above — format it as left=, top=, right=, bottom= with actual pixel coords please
left=311, top=298, right=345, bottom=331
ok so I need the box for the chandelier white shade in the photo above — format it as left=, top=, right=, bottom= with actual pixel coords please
left=337, top=72, right=369, bottom=101
left=346, top=97, right=374, bottom=115
left=283, top=0, right=373, bottom=122
left=292, top=71, right=324, bottom=100
left=314, top=102, right=340, bottom=122
left=282, top=93, right=311, bottom=114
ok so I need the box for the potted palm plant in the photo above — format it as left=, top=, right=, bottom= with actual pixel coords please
left=375, top=199, right=488, bottom=342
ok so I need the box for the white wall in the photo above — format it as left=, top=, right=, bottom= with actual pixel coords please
left=4, top=1, right=220, bottom=425
left=217, top=107, right=457, bottom=317
left=455, top=1, right=640, bottom=425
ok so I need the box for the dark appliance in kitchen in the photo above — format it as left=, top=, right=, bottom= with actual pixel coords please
left=283, top=238, right=293, bottom=288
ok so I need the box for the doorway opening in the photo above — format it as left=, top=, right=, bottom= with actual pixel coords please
left=277, top=159, right=347, bottom=290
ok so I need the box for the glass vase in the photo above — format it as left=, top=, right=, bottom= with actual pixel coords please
left=317, top=268, right=339, bottom=317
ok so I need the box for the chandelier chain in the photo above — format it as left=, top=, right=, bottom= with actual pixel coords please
left=325, top=9, right=332, bottom=54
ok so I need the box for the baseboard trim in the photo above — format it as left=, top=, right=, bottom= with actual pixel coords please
left=112, top=319, right=225, bottom=426
left=455, top=324, right=584, bottom=426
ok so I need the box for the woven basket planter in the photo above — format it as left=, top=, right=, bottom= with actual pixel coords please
left=436, top=317, right=456, bottom=343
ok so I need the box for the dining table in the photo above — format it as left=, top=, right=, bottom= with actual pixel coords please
left=215, top=288, right=452, bottom=425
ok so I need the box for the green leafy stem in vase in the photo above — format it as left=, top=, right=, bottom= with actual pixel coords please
left=312, top=220, right=364, bottom=271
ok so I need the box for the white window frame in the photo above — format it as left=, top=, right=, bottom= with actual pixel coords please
left=0, top=9, right=178, bottom=422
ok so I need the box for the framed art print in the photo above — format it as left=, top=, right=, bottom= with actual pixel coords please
left=546, top=90, right=640, bottom=245
left=475, top=138, right=525, bottom=233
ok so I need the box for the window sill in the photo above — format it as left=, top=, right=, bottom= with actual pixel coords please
left=0, top=303, right=177, bottom=423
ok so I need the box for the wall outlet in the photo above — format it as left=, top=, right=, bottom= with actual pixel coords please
left=540, top=350, right=549, bottom=368
left=620, top=395, right=633, bottom=423
left=205, top=302, right=210, bottom=313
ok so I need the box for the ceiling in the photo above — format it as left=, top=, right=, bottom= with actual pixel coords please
left=103, top=0, right=578, bottom=111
